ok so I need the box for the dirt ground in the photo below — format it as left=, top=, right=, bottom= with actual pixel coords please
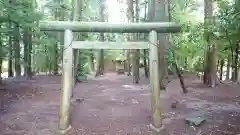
left=0, top=71, right=240, bottom=135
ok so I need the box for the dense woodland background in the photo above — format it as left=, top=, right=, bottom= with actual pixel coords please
left=0, top=0, right=239, bottom=88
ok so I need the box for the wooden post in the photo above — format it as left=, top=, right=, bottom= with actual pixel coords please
left=149, top=30, right=162, bottom=132
left=58, top=29, right=73, bottom=134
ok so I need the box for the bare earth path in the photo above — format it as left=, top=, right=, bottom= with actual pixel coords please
left=0, top=72, right=240, bottom=135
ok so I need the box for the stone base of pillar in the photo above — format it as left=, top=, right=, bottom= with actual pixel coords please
left=149, top=124, right=165, bottom=132
left=57, top=125, right=72, bottom=135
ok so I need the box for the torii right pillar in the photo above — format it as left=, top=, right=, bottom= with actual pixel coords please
left=149, top=30, right=163, bottom=132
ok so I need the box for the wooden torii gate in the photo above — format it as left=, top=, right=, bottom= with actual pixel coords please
left=39, top=21, right=180, bottom=134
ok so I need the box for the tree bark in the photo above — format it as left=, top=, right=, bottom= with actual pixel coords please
left=23, top=0, right=34, bottom=79
left=53, top=0, right=64, bottom=75
left=53, top=6, right=59, bottom=75
left=13, top=22, right=21, bottom=78
left=233, top=43, right=239, bottom=82
left=216, top=60, right=220, bottom=72
left=152, top=0, right=169, bottom=89
left=203, top=0, right=216, bottom=87
left=126, top=50, right=131, bottom=76
left=72, top=0, right=83, bottom=86
left=96, top=48, right=104, bottom=76
left=226, top=54, right=231, bottom=80
left=210, top=46, right=217, bottom=87
left=88, top=50, right=94, bottom=73
left=132, top=0, right=140, bottom=84
left=8, top=21, right=13, bottom=77
left=0, top=24, right=2, bottom=83
left=231, top=49, right=234, bottom=81
left=0, top=59, right=2, bottom=83
left=53, top=42, right=58, bottom=75
left=27, top=30, right=32, bottom=78
left=95, top=0, right=105, bottom=76
left=219, top=59, right=224, bottom=80
left=143, top=0, right=148, bottom=78
left=126, top=0, right=135, bottom=79
left=132, top=49, right=140, bottom=83
left=23, top=28, right=33, bottom=79
left=143, top=49, right=148, bottom=78
left=203, top=51, right=210, bottom=84
left=237, top=68, right=240, bottom=84
left=172, top=52, right=187, bottom=93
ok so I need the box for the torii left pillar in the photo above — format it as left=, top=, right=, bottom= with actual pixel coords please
left=58, top=29, right=73, bottom=134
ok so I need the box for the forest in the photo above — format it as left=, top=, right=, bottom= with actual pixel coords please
left=0, top=0, right=239, bottom=86
left=0, top=0, right=240, bottom=135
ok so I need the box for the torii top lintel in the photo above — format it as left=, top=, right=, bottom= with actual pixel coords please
left=39, top=21, right=181, bottom=33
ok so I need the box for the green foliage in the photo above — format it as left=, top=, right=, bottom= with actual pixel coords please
left=192, top=56, right=204, bottom=72
left=0, top=0, right=42, bottom=73
left=76, top=50, right=89, bottom=79
left=168, top=0, right=240, bottom=73
left=0, top=0, right=239, bottom=77
left=213, top=0, right=240, bottom=62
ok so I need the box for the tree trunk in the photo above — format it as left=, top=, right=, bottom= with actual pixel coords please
left=53, top=42, right=58, bottom=75
left=203, top=0, right=216, bottom=87
left=143, top=49, right=148, bottom=78
left=151, top=0, right=169, bottom=89
left=231, top=49, right=234, bottom=81
left=44, top=44, right=48, bottom=74
left=95, top=0, right=105, bottom=76
left=210, top=46, right=217, bottom=87
left=219, top=59, right=224, bottom=80
left=237, top=68, right=240, bottom=84
left=172, top=52, right=187, bottom=93
left=184, top=57, right=188, bottom=69
left=27, top=31, right=32, bottom=78
left=0, top=59, right=2, bottom=84
left=72, top=0, right=83, bottom=87
left=159, top=43, right=166, bottom=89
left=126, top=0, right=135, bottom=79
left=203, top=51, right=209, bottom=84
left=126, top=50, right=131, bottom=76
left=57, top=1, right=65, bottom=74
left=132, top=0, right=140, bottom=84
left=53, top=1, right=63, bottom=75
left=0, top=24, right=2, bottom=83
left=8, top=21, right=13, bottom=77
left=51, top=9, right=58, bottom=76
left=143, top=0, right=148, bottom=78
left=132, top=49, right=140, bottom=83
left=235, top=0, right=240, bottom=83
left=23, top=28, right=33, bottom=79
left=88, top=50, right=95, bottom=73
left=233, top=43, right=239, bottom=82
left=23, top=30, right=30, bottom=77
left=13, top=23, right=21, bottom=78
left=226, top=54, right=231, bottom=80
left=216, top=60, right=220, bottom=72
left=96, top=48, right=104, bottom=76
